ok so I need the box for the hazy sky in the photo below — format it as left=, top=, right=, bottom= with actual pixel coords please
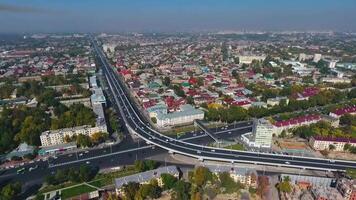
left=1, top=0, right=356, bottom=33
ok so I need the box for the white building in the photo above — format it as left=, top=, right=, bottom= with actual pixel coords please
left=313, top=54, right=322, bottom=63
left=242, top=118, right=274, bottom=148
left=40, top=125, right=107, bottom=146
left=238, top=55, right=266, bottom=64
left=309, top=136, right=356, bottom=151
left=267, top=97, right=289, bottom=106
left=155, top=104, right=204, bottom=127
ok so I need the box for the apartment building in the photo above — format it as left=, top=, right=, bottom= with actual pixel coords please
left=155, top=104, right=204, bottom=127
left=309, top=136, right=356, bottom=151
left=336, top=178, right=356, bottom=200
left=40, top=125, right=107, bottom=146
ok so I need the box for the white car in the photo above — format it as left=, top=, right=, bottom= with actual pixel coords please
left=285, top=161, right=290, bottom=165
left=29, top=165, right=38, bottom=172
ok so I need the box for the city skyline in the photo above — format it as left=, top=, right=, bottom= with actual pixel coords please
left=1, top=0, right=356, bottom=33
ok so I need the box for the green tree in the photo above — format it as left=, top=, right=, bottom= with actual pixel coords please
left=163, top=77, right=171, bottom=87
left=122, top=182, right=140, bottom=200
left=76, top=134, right=92, bottom=148
left=172, top=180, right=191, bottom=200
left=193, top=167, right=212, bottom=187
left=161, top=173, right=178, bottom=190
left=0, top=182, right=22, bottom=200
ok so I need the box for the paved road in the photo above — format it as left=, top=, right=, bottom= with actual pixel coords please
left=93, top=36, right=356, bottom=172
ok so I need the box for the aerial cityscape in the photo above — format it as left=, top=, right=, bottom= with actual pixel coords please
left=1, top=1, right=356, bottom=200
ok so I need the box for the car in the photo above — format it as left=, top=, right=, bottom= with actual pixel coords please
left=86, top=161, right=90, bottom=164
left=329, top=160, right=335, bottom=163
left=68, top=154, right=73, bottom=157
left=29, top=165, right=38, bottom=172
left=197, top=151, right=201, bottom=154
left=285, top=161, right=290, bottom=164
left=84, top=151, right=89, bottom=153
left=79, top=153, right=83, bottom=156
left=228, top=131, right=232, bottom=134
left=17, top=168, right=25, bottom=174
left=211, top=149, right=215, bottom=152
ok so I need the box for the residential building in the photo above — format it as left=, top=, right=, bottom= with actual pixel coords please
left=311, top=186, right=343, bottom=200
left=336, top=178, right=356, bottom=200
left=267, top=96, right=289, bottom=106
left=310, top=136, right=356, bottom=151
left=273, top=115, right=322, bottom=135
left=115, top=166, right=179, bottom=195
left=206, top=165, right=257, bottom=188
left=329, top=106, right=356, bottom=118
left=40, top=125, right=107, bottom=146
left=155, top=104, right=204, bottom=127
left=313, top=54, right=322, bottom=63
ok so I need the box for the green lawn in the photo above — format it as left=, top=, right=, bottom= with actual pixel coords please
left=61, top=184, right=97, bottom=199
left=224, top=144, right=245, bottom=151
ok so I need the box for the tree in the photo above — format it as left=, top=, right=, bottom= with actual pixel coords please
left=172, top=180, right=191, bottom=200
left=134, top=160, right=145, bottom=172
left=344, top=143, right=351, bottom=151
left=277, top=176, right=292, bottom=193
left=219, top=171, right=243, bottom=193
left=79, top=165, right=94, bottom=182
left=193, top=167, right=212, bottom=187
left=161, top=173, right=178, bottom=190
left=0, top=182, right=22, bottom=200
left=163, top=77, right=171, bottom=87
left=122, top=182, right=140, bottom=200
left=90, top=132, right=108, bottom=144
left=256, top=176, right=269, bottom=198
left=76, top=134, right=92, bottom=148
left=329, top=144, right=336, bottom=151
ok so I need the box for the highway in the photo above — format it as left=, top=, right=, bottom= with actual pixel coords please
left=93, top=36, right=356, bottom=172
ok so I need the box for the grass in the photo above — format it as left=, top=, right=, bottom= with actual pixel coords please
left=89, top=167, right=139, bottom=187
left=61, top=184, right=97, bottom=199
left=224, top=144, right=245, bottom=151
left=346, top=168, right=356, bottom=179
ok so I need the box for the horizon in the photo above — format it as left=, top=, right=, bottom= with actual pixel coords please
left=1, top=0, right=356, bottom=33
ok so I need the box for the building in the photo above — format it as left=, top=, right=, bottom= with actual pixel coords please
left=273, top=114, right=321, bottom=135
left=238, top=55, right=266, bottom=64
left=310, top=136, right=356, bottom=152
left=311, top=186, right=343, bottom=200
left=40, top=125, right=107, bottom=146
left=336, top=178, right=356, bottom=200
left=313, top=54, right=322, bottom=63
left=38, top=142, right=77, bottom=155
left=321, top=77, right=351, bottom=84
left=206, top=165, right=257, bottom=188
left=267, top=96, right=289, bottom=106
left=329, top=106, right=356, bottom=118
left=155, top=104, right=204, bottom=127
left=242, top=118, right=274, bottom=148
left=115, top=166, right=179, bottom=195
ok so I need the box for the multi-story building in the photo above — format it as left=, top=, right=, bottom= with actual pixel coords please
left=40, top=125, right=107, bottom=146
left=242, top=118, right=274, bottom=148
left=329, top=106, right=356, bottom=118
left=336, top=178, right=356, bottom=200
left=310, top=136, right=356, bottom=151
left=115, top=166, right=179, bottom=196
left=206, top=165, right=257, bottom=188
left=155, top=104, right=204, bottom=127
left=273, top=114, right=322, bottom=135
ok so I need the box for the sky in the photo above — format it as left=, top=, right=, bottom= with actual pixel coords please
left=0, top=0, right=356, bottom=33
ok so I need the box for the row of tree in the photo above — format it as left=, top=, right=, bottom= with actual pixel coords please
left=45, top=165, right=98, bottom=186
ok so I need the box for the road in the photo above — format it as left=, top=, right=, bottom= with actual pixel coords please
left=93, top=36, right=356, bottom=172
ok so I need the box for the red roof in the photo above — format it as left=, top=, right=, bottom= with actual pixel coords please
left=331, top=105, right=356, bottom=116
left=188, top=77, right=198, bottom=85
left=313, top=136, right=356, bottom=143
left=274, top=114, right=321, bottom=127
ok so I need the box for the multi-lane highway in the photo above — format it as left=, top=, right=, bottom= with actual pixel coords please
left=93, top=37, right=356, bottom=172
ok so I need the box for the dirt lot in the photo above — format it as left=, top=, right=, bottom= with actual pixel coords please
left=326, top=151, right=356, bottom=161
